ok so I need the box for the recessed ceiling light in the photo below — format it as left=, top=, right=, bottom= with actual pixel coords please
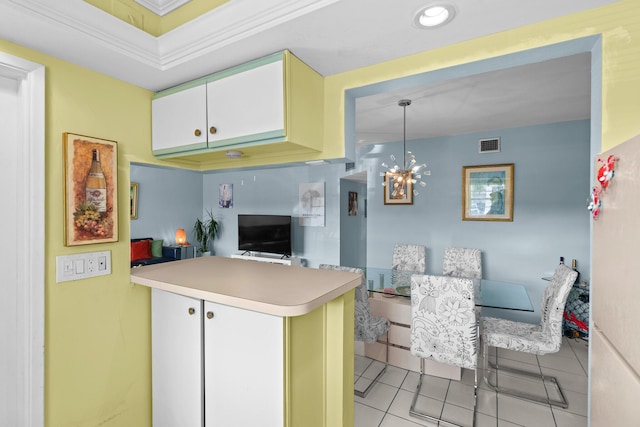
left=413, top=4, right=456, bottom=29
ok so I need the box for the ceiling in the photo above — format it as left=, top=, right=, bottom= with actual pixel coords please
left=0, top=0, right=612, bottom=148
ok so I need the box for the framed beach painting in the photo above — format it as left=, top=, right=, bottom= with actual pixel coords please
left=462, top=163, right=513, bottom=221
left=64, top=133, right=119, bottom=245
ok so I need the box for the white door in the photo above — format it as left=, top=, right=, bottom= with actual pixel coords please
left=0, top=70, right=20, bottom=427
left=204, top=301, right=284, bottom=427
left=152, top=289, right=204, bottom=427
left=0, top=53, right=44, bottom=427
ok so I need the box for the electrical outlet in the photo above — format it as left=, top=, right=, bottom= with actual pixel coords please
left=56, top=251, right=111, bottom=283
left=87, top=257, right=97, bottom=273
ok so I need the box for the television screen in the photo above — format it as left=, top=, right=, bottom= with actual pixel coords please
left=238, top=214, right=292, bottom=256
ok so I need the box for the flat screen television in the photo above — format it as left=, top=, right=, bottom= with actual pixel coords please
left=238, top=214, right=292, bottom=257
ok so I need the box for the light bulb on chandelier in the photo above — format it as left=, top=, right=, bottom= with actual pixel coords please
left=381, top=99, right=430, bottom=197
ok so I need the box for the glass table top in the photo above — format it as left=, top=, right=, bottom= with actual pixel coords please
left=364, top=267, right=533, bottom=312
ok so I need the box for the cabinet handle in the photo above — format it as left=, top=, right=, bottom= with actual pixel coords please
left=188, top=307, right=196, bottom=315
left=206, top=311, right=214, bottom=319
left=209, top=126, right=217, bottom=135
left=194, top=129, right=201, bottom=137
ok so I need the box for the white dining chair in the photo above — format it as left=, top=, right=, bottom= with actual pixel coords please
left=392, top=243, right=426, bottom=272
left=319, top=264, right=390, bottom=397
left=481, top=264, right=578, bottom=408
left=410, top=274, right=478, bottom=426
left=442, top=247, right=482, bottom=279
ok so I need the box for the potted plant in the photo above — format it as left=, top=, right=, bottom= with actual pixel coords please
left=193, top=209, right=220, bottom=256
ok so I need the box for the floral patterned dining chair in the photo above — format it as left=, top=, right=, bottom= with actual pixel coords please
left=481, top=264, right=578, bottom=408
left=409, top=274, right=478, bottom=426
left=319, top=264, right=389, bottom=397
left=392, top=243, right=426, bottom=272
left=442, top=247, right=482, bottom=279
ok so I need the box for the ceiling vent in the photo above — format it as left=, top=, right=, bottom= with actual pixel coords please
left=479, top=137, right=501, bottom=153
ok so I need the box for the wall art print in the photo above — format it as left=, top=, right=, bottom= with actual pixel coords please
left=64, top=133, right=118, bottom=246
left=219, top=183, right=233, bottom=208
left=299, top=182, right=325, bottom=227
left=462, top=163, right=513, bottom=222
left=130, top=182, right=139, bottom=220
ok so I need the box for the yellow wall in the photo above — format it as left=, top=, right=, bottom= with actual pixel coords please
left=0, top=39, right=161, bottom=426
left=1, top=1, right=639, bottom=426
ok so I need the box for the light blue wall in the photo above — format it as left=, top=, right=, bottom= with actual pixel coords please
left=130, top=163, right=203, bottom=245
left=340, top=179, right=367, bottom=268
left=202, top=163, right=354, bottom=266
left=358, top=120, right=590, bottom=322
left=130, top=120, right=590, bottom=323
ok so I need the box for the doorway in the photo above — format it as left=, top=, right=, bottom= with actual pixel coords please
left=0, top=52, right=45, bottom=427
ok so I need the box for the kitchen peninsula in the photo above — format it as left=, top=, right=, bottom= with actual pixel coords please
left=131, top=256, right=361, bottom=427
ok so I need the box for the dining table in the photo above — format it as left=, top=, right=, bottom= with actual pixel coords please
left=358, top=267, right=534, bottom=379
left=363, top=267, right=534, bottom=312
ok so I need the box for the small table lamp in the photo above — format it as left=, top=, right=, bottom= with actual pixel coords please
left=175, top=228, right=187, bottom=246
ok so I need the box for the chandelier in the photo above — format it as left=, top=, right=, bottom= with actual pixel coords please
left=381, top=99, right=430, bottom=197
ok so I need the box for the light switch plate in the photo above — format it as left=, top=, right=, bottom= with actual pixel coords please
left=56, top=251, right=111, bottom=283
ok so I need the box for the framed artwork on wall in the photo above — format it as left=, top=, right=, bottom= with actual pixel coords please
left=348, top=191, right=358, bottom=216
left=130, top=182, right=139, bottom=220
left=63, top=133, right=119, bottom=245
left=383, top=172, right=413, bottom=205
left=219, top=183, right=233, bottom=208
left=462, top=163, right=514, bottom=221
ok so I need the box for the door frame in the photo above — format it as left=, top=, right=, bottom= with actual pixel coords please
left=0, top=52, right=45, bottom=427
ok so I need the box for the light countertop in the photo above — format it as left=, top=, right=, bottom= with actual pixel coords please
left=130, top=256, right=361, bottom=317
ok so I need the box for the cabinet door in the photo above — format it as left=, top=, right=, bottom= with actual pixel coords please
left=204, top=301, right=284, bottom=427
left=152, top=289, right=203, bottom=427
left=152, top=84, right=208, bottom=154
left=206, top=59, right=284, bottom=146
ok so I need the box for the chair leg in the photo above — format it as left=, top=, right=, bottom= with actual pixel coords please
left=355, top=331, right=389, bottom=398
left=482, top=336, right=569, bottom=409
left=410, top=358, right=478, bottom=427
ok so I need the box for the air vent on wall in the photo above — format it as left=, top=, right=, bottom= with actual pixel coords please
left=479, top=137, right=501, bottom=153
left=345, top=162, right=355, bottom=171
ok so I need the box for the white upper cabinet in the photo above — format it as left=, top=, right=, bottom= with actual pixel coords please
left=206, top=60, right=284, bottom=145
left=150, top=50, right=324, bottom=170
left=152, top=84, right=207, bottom=154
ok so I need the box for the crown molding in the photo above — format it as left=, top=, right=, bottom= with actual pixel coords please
left=6, top=0, right=338, bottom=72
left=134, top=0, right=191, bottom=16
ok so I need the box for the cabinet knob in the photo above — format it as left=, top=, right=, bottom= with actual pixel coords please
left=194, top=129, right=201, bottom=137
left=188, top=307, right=196, bottom=315
left=209, top=126, right=217, bottom=135
left=206, top=311, right=214, bottom=319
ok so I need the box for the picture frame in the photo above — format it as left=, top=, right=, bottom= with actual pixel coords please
left=219, top=183, right=233, bottom=208
left=130, top=182, right=139, bottom=220
left=64, top=133, right=118, bottom=245
left=462, top=163, right=514, bottom=221
left=348, top=191, right=358, bottom=216
left=383, top=172, right=413, bottom=205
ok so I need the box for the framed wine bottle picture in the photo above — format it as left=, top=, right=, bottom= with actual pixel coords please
left=63, top=133, right=119, bottom=246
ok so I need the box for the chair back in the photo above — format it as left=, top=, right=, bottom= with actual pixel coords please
left=540, top=264, right=578, bottom=346
left=442, top=247, right=482, bottom=279
left=319, top=264, right=381, bottom=343
left=392, top=243, right=426, bottom=272
left=410, top=275, right=478, bottom=369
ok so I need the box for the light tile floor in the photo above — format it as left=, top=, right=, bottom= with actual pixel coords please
left=355, top=337, right=588, bottom=427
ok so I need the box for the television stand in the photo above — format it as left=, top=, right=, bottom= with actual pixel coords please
left=231, top=252, right=302, bottom=266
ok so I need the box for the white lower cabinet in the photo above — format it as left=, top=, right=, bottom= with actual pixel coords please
left=152, top=288, right=284, bottom=427
left=152, top=288, right=203, bottom=427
